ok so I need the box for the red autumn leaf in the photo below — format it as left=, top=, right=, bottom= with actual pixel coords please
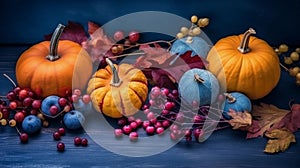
left=88, top=21, right=100, bottom=35
left=44, top=21, right=88, bottom=44
left=269, top=103, right=300, bottom=133
left=137, top=51, right=207, bottom=88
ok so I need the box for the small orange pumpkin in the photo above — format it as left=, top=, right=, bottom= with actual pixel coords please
left=16, top=24, right=92, bottom=98
left=207, top=28, right=280, bottom=99
left=87, top=58, right=148, bottom=118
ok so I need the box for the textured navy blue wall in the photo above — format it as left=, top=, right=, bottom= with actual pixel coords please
left=1, top=0, right=300, bottom=45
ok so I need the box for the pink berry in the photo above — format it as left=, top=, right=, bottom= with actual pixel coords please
left=143, top=109, right=150, bottom=115
left=156, top=127, right=165, bottom=135
left=6, top=91, right=16, bottom=101
left=74, top=137, right=82, bottom=146
left=114, top=129, right=123, bottom=138
left=81, top=138, right=88, bottom=146
left=82, top=94, right=91, bottom=104
left=162, top=120, right=170, bottom=128
left=127, top=116, right=135, bottom=123
left=164, top=102, right=174, bottom=111
left=71, top=94, right=79, bottom=103
left=150, top=118, right=157, bottom=125
left=142, top=120, right=151, bottom=129
left=193, top=128, right=203, bottom=140
left=31, top=100, right=41, bottom=109
left=129, top=132, right=138, bottom=141
left=161, top=88, right=169, bottom=96
left=130, top=121, right=138, bottom=130
left=23, top=97, right=33, bottom=107
left=117, top=118, right=127, bottom=127
left=142, top=104, right=149, bottom=110
left=58, top=127, right=65, bottom=135
left=122, top=125, right=132, bottom=135
left=146, top=126, right=155, bottom=135
left=20, top=133, right=29, bottom=143
left=113, top=30, right=125, bottom=41
left=49, top=105, right=59, bottom=115
left=18, top=89, right=28, bottom=100
left=135, top=118, right=143, bottom=127
left=128, top=31, right=140, bottom=43
left=13, top=87, right=21, bottom=94
left=154, top=121, right=162, bottom=128
left=57, top=142, right=65, bottom=152
left=53, top=131, right=61, bottom=140
left=14, top=111, right=25, bottom=123
left=58, top=98, right=68, bottom=107
left=171, top=90, right=179, bottom=98
left=9, top=101, right=17, bottom=110
left=147, top=112, right=155, bottom=120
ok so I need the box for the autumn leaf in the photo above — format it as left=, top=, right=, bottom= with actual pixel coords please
left=227, top=109, right=252, bottom=130
left=246, top=103, right=289, bottom=139
left=269, top=103, right=300, bottom=133
left=44, top=21, right=88, bottom=44
left=264, top=128, right=296, bottom=153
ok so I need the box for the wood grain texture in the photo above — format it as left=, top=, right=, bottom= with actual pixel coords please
left=0, top=46, right=300, bottom=168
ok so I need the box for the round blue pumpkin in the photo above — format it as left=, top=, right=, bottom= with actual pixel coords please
left=178, top=68, right=220, bottom=106
left=222, top=92, right=252, bottom=119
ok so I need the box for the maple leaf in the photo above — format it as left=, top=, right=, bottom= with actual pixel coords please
left=44, top=21, right=88, bottom=44
left=264, top=128, right=296, bottom=153
left=246, top=103, right=289, bottom=139
left=227, top=109, right=252, bottom=130
left=135, top=44, right=173, bottom=68
left=269, top=103, right=300, bottom=133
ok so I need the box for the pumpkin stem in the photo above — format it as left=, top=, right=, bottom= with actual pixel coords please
left=105, top=58, right=122, bottom=87
left=194, top=73, right=205, bottom=83
left=47, top=24, right=66, bottom=61
left=224, top=93, right=236, bottom=103
left=238, top=28, right=256, bottom=54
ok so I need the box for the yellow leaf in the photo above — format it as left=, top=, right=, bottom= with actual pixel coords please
left=264, top=128, right=296, bottom=153
left=228, top=110, right=252, bottom=130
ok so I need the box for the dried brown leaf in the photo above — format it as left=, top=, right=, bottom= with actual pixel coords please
left=264, top=128, right=296, bottom=153
left=228, top=109, right=252, bottom=130
left=246, top=103, right=289, bottom=139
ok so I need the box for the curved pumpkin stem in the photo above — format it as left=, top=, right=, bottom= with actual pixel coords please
left=224, top=93, right=236, bottom=103
left=47, top=24, right=66, bottom=61
left=238, top=28, right=256, bottom=54
left=194, top=73, right=205, bottom=83
left=105, top=58, right=122, bottom=87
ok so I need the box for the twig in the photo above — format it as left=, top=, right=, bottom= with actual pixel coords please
left=3, top=74, right=16, bottom=87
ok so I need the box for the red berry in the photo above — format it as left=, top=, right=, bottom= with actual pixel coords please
left=142, top=104, right=149, bottom=110
left=113, top=30, right=125, bottom=41
left=150, top=118, right=157, bottom=125
left=128, top=31, right=140, bottom=43
left=18, top=89, right=28, bottom=100
left=1, top=108, right=10, bottom=119
left=23, top=97, right=33, bottom=107
left=171, top=90, right=179, bottom=98
left=30, top=109, right=38, bottom=115
left=164, top=102, right=174, bottom=111
left=154, top=121, right=162, bottom=128
left=31, top=100, right=41, bottom=109
left=71, top=94, right=79, bottom=103
left=81, top=138, right=88, bottom=146
left=146, top=126, right=155, bottom=135
left=193, top=128, right=203, bottom=140
left=58, top=98, right=68, bottom=107
left=57, top=142, right=65, bottom=152
left=117, top=118, right=127, bottom=127
left=161, top=88, right=169, bottom=96
left=58, top=127, right=65, bottom=135
left=14, top=111, right=25, bottom=123
left=156, top=127, right=165, bottom=135
left=13, top=87, right=21, bottom=94
left=129, top=132, right=138, bottom=141
left=74, top=137, right=81, bottom=146
left=82, top=94, right=91, bottom=104
left=49, top=105, right=59, bottom=115
left=6, top=91, right=16, bottom=101
left=27, top=91, right=35, bottom=98
left=122, top=125, right=132, bottom=135
left=130, top=121, right=138, bottom=130
left=142, top=121, right=151, bottom=129
left=114, top=129, right=123, bottom=138
left=9, top=101, right=17, bottom=110
left=147, top=112, right=155, bottom=120
left=135, top=118, right=143, bottom=127
left=20, top=133, right=29, bottom=143
left=127, top=116, right=135, bottom=123
left=162, top=120, right=170, bottom=128
left=53, top=131, right=61, bottom=140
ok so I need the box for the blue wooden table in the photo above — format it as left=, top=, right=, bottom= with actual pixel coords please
left=1, top=0, right=300, bottom=167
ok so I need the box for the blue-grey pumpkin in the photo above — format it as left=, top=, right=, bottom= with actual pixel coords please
left=178, top=68, right=220, bottom=106
left=222, top=92, right=252, bottom=119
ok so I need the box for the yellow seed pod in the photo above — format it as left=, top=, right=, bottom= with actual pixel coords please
left=9, top=119, right=16, bottom=127
left=190, top=15, right=198, bottom=23
left=192, top=27, right=201, bottom=35
left=0, top=119, right=7, bottom=126
left=176, top=32, right=184, bottom=39
left=279, top=44, right=289, bottom=52
left=198, top=18, right=209, bottom=27
left=43, top=120, right=49, bottom=127
left=0, top=112, right=2, bottom=119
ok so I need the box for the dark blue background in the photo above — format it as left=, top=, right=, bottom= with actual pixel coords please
left=1, top=0, right=300, bottom=46
left=0, top=0, right=300, bottom=167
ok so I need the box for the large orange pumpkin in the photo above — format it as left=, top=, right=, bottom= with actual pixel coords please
left=16, top=24, right=92, bottom=98
left=87, top=58, right=148, bottom=118
left=207, top=28, right=280, bottom=99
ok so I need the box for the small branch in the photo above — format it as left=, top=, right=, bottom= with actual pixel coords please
left=279, top=63, right=289, bottom=72
left=3, top=74, right=16, bottom=87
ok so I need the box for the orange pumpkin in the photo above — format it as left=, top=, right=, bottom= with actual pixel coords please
left=87, top=58, right=148, bottom=118
left=16, top=24, right=92, bottom=98
left=207, top=28, right=280, bottom=99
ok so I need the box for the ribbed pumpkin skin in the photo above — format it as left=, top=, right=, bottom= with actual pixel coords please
left=87, top=63, right=148, bottom=118
left=207, top=35, right=280, bottom=100
left=16, top=40, right=93, bottom=98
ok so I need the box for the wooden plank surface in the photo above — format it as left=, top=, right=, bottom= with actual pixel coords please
left=0, top=46, right=299, bottom=168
